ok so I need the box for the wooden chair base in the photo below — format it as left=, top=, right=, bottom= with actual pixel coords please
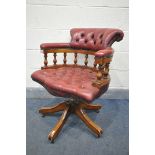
left=39, top=100, right=103, bottom=143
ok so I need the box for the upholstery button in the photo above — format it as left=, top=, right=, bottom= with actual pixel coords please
left=91, top=34, right=94, bottom=39
left=81, top=33, right=85, bottom=37
left=99, top=34, right=103, bottom=38
left=76, top=38, right=79, bottom=42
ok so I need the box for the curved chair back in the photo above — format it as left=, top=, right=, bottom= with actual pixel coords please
left=70, top=28, right=124, bottom=51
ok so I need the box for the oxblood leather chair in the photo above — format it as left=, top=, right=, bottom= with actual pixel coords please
left=31, top=28, right=124, bottom=143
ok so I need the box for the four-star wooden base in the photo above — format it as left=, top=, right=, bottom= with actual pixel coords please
left=39, top=99, right=103, bottom=143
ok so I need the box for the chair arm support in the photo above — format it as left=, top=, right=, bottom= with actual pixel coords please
left=95, top=47, right=113, bottom=58
left=92, top=48, right=113, bottom=88
left=40, top=43, right=71, bottom=50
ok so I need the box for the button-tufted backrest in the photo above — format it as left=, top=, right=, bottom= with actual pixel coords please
left=70, top=28, right=124, bottom=51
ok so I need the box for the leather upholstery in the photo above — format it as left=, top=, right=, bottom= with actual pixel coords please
left=70, top=28, right=124, bottom=50
left=40, top=43, right=70, bottom=50
left=95, top=47, right=113, bottom=57
left=32, top=28, right=124, bottom=102
left=40, top=28, right=124, bottom=51
left=31, top=66, right=109, bottom=102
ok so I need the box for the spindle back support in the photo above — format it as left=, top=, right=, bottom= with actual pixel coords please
left=42, top=48, right=97, bottom=69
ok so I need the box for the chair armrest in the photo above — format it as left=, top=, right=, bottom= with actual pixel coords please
left=40, top=43, right=71, bottom=50
left=92, top=47, right=113, bottom=88
left=95, top=47, right=113, bottom=58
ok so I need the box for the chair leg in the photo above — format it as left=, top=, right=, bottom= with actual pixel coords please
left=39, top=101, right=67, bottom=115
left=81, top=102, right=102, bottom=111
left=39, top=100, right=103, bottom=142
left=74, top=104, right=103, bottom=137
left=48, top=105, right=71, bottom=143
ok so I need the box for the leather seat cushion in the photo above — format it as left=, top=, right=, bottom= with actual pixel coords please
left=31, top=66, right=109, bottom=102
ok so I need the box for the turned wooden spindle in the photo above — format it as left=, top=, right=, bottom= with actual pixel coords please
left=74, top=53, right=77, bottom=65
left=96, top=64, right=103, bottom=80
left=94, top=57, right=97, bottom=68
left=93, top=62, right=110, bottom=88
left=103, top=63, right=110, bottom=79
left=53, top=53, right=57, bottom=65
left=84, top=54, right=88, bottom=66
left=44, top=52, right=48, bottom=67
left=63, top=53, right=67, bottom=64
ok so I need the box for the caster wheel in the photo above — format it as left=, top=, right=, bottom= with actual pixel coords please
left=100, top=130, right=103, bottom=134
left=96, top=110, right=100, bottom=113
left=48, top=133, right=55, bottom=143
left=97, top=134, right=101, bottom=138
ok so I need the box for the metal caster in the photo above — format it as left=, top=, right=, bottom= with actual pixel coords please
left=41, top=114, right=45, bottom=117
left=96, top=110, right=100, bottom=113
left=97, top=133, right=101, bottom=138
left=100, top=130, right=103, bottom=134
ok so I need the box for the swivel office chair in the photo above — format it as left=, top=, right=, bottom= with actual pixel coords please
left=31, top=28, right=124, bottom=143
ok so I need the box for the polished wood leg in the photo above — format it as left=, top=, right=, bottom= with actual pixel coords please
left=80, top=102, right=102, bottom=111
left=39, top=101, right=67, bottom=115
left=39, top=100, right=103, bottom=143
left=75, top=103, right=103, bottom=137
left=48, top=105, right=71, bottom=143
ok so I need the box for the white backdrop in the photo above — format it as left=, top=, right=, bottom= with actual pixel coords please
left=26, top=0, right=129, bottom=89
